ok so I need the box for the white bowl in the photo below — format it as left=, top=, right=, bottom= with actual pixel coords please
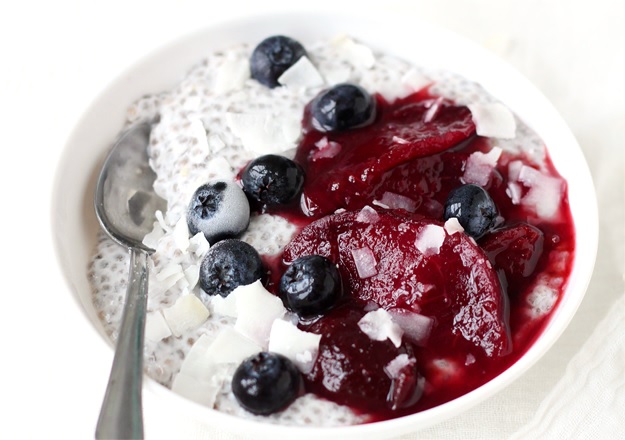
left=51, top=11, right=598, bottom=440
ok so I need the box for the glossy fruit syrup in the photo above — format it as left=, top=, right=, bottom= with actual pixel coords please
left=259, top=90, right=575, bottom=421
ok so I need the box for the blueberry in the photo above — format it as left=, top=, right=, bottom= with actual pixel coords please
left=444, top=184, right=498, bottom=239
left=311, top=83, right=376, bottom=132
left=199, top=239, right=264, bottom=297
left=187, top=180, right=250, bottom=245
left=250, top=35, right=307, bottom=88
left=232, top=352, right=302, bottom=415
left=241, top=154, right=305, bottom=207
left=279, top=255, right=342, bottom=317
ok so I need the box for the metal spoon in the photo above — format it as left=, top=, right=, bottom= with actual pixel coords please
left=94, top=121, right=166, bottom=439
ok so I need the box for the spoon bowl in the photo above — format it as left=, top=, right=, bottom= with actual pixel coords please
left=93, top=121, right=166, bottom=439
left=94, top=122, right=163, bottom=251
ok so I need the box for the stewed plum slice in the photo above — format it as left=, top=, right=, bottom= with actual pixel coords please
left=481, top=223, right=545, bottom=284
left=296, top=94, right=476, bottom=217
left=283, top=209, right=510, bottom=357
left=303, top=305, right=423, bottom=412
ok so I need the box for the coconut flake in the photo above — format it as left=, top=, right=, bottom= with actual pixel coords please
left=379, top=191, right=417, bottom=213
left=145, top=311, right=172, bottom=342
left=392, top=136, right=409, bottom=145
left=506, top=182, right=523, bottom=205
left=210, top=295, right=236, bottom=318
left=465, top=354, right=476, bottom=366
left=351, top=247, right=378, bottom=279
left=268, top=320, right=322, bottom=373
left=295, top=351, right=313, bottom=368
left=188, top=119, right=209, bottom=152
left=214, top=58, right=250, bottom=94
left=312, top=137, right=342, bottom=161
left=155, top=263, right=183, bottom=282
left=176, top=276, right=190, bottom=292
left=356, top=205, right=380, bottom=223
left=358, top=309, right=403, bottom=347
left=162, top=294, right=210, bottom=337
left=205, top=156, right=235, bottom=181
left=506, top=160, right=525, bottom=205
left=278, top=56, right=324, bottom=89
left=518, top=165, right=564, bottom=219
left=207, top=133, right=226, bottom=152
left=225, top=112, right=268, bottom=153
left=178, top=334, right=213, bottom=376
left=527, top=283, right=558, bottom=317
left=423, top=97, right=444, bottom=123
left=334, top=36, right=375, bottom=69
left=142, top=221, right=165, bottom=250
left=468, top=102, right=516, bottom=139
left=372, top=199, right=390, bottom=209
left=415, top=225, right=446, bottom=255
left=183, top=264, right=200, bottom=289
left=518, top=165, right=543, bottom=185
left=384, top=354, right=416, bottom=379
left=444, top=217, right=464, bottom=235
left=155, top=210, right=171, bottom=233
left=204, top=327, right=262, bottom=364
left=508, top=160, right=524, bottom=181
left=233, top=280, right=286, bottom=348
left=173, top=217, right=190, bottom=252
left=401, top=68, right=431, bottom=92
left=387, top=308, right=434, bottom=347
left=226, top=112, right=300, bottom=154
left=172, top=369, right=224, bottom=407
left=188, top=232, right=210, bottom=258
left=209, top=280, right=262, bottom=318
left=462, top=147, right=502, bottom=186
left=172, top=335, right=227, bottom=407
left=151, top=270, right=185, bottom=296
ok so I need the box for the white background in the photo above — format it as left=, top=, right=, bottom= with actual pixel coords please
left=1, top=1, right=623, bottom=439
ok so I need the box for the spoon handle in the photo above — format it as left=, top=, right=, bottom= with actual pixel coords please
left=96, top=249, right=149, bottom=440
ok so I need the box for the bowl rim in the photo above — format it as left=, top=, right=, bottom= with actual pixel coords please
left=51, top=9, right=598, bottom=439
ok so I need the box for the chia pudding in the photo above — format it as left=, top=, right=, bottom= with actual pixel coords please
left=89, top=34, right=575, bottom=426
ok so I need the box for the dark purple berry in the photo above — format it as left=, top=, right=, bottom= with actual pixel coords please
left=199, top=239, right=264, bottom=297
left=444, top=184, right=498, bottom=239
left=232, top=352, right=302, bottom=415
left=279, top=255, right=342, bottom=317
left=250, top=36, right=307, bottom=88
left=311, top=83, right=376, bottom=132
left=187, top=181, right=250, bottom=244
left=241, top=154, right=304, bottom=207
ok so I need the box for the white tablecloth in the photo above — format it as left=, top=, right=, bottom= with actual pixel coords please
left=1, top=1, right=623, bottom=439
